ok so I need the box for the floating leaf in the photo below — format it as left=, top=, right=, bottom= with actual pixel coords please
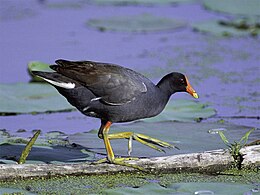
left=0, top=83, right=75, bottom=114
left=91, top=0, right=193, bottom=6
left=143, top=99, right=216, bottom=122
left=68, top=121, right=254, bottom=157
left=192, top=20, right=259, bottom=37
left=0, top=188, right=36, bottom=195
left=0, top=143, right=93, bottom=164
left=28, top=61, right=53, bottom=82
left=104, top=182, right=255, bottom=194
left=87, top=14, right=186, bottom=32
left=203, top=0, right=260, bottom=17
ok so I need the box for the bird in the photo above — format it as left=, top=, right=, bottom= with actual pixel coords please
left=32, top=59, right=198, bottom=170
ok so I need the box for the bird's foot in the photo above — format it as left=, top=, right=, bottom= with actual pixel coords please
left=131, top=133, right=177, bottom=154
left=107, top=132, right=178, bottom=155
left=92, top=157, right=144, bottom=171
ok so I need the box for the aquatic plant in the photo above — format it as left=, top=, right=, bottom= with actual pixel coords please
left=18, top=130, right=41, bottom=164
left=218, top=128, right=255, bottom=169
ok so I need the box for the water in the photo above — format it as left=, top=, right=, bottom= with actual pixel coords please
left=0, top=0, right=259, bottom=193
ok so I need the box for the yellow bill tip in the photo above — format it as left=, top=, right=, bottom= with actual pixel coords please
left=192, top=92, right=199, bottom=99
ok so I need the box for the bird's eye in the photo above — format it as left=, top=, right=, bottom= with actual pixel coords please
left=180, top=79, right=185, bottom=84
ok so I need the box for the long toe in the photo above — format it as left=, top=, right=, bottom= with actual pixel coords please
left=112, top=157, right=144, bottom=171
left=134, top=133, right=178, bottom=150
left=93, top=157, right=144, bottom=171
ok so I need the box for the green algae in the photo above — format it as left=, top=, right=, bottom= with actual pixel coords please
left=0, top=169, right=259, bottom=194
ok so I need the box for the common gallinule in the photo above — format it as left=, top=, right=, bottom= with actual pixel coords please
left=33, top=59, right=198, bottom=169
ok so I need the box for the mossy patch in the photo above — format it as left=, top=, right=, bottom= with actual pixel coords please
left=0, top=170, right=259, bottom=194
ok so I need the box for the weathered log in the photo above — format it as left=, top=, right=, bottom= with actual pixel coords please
left=0, top=145, right=259, bottom=181
left=240, top=145, right=260, bottom=166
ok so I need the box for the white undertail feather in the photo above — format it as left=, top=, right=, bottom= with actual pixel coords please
left=40, top=77, right=75, bottom=89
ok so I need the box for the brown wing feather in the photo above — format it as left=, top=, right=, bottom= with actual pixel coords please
left=50, top=59, right=148, bottom=105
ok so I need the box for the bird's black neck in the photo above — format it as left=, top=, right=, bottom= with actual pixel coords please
left=156, top=75, right=176, bottom=98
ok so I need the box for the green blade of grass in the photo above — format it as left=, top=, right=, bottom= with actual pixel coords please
left=218, top=131, right=230, bottom=146
left=239, top=128, right=255, bottom=146
left=18, top=130, right=41, bottom=164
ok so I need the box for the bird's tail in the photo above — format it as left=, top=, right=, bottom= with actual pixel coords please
left=32, top=71, right=77, bottom=89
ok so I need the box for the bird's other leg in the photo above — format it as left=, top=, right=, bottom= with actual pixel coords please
left=95, top=120, right=143, bottom=170
left=98, top=120, right=114, bottom=162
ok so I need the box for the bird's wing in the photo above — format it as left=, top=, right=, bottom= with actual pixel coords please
left=50, top=59, right=148, bottom=105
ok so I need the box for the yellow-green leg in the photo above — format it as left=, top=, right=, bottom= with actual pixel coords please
left=94, top=121, right=143, bottom=170
left=93, top=120, right=177, bottom=170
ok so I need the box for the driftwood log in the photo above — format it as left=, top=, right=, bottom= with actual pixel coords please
left=0, top=145, right=259, bottom=181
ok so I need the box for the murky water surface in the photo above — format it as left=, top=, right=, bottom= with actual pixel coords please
left=0, top=0, right=259, bottom=194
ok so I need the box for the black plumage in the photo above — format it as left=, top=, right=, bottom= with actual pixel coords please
left=33, top=59, right=198, bottom=169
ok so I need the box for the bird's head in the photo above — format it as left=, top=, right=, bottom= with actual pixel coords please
left=158, top=72, right=199, bottom=98
left=172, top=72, right=198, bottom=98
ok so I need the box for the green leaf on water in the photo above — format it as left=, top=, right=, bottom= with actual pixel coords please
left=0, top=83, right=75, bottom=114
left=143, top=99, right=216, bottom=122
left=87, top=13, right=186, bottom=33
left=28, top=61, right=53, bottom=82
left=91, top=0, right=193, bottom=6
left=203, top=0, right=260, bottom=17
left=103, top=182, right=255, bottom=194
left=192, top=20, right=259, bottom=37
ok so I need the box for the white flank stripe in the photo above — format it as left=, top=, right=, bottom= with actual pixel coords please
left=142, top=82, right=147, bottom=92
left=42, top=78, right=75, bottom=89
left=90, top=97, right=102, bottom=102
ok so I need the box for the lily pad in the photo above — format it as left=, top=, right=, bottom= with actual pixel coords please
left=104, top=182, right=256, bottom=194
left=0, top=188, right=36, bottom=195
left=144, top=99, right=216, bottom=122
left=2, top=121, right=256, bottom=163
left=203, top=0, right=260, bottom=17
left=28, top=61, right=53, bottom=82
left=45, top=1, right=85, bottom=9
left=0, top=143, right=94, bottom=164
left=0, top=83, right=74, bottom=114
left=193, top=19, right=259, bottom=37
left=68, top=121, right=257, bottom=157
left=87, top=14, right=186, bottom=32
left=91, top=0, right=193, bottom=6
